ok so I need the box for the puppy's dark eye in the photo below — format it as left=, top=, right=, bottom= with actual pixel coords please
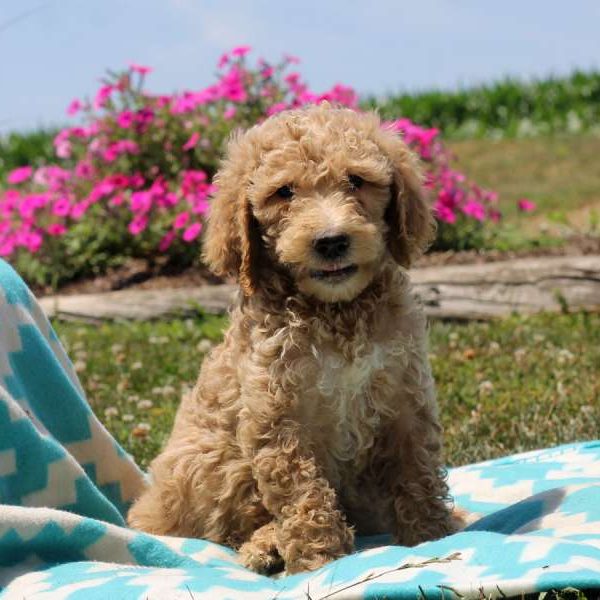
left=275, top=185, right=294, bottom=199
left=348, top=175, right=364, bottom=190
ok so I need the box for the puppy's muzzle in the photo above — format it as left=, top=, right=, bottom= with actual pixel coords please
left=313, top=234, right=350, bottom=261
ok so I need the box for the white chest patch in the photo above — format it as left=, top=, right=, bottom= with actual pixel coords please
left=312, top=342, right=404, bottom=464
left=317, top=344, right=387, bottom=397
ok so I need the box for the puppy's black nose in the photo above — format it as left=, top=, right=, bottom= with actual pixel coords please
left=313, top=235, right=350, bottom=260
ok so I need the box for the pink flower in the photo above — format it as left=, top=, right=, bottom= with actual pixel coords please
left=517, top=198, right=536, bottom=212
left=434, top=202, right=457, bottom=224
left=182, top=132, right=200, bottom=151
left=102, top=139, right=139, bottom=162
left=129, top=173, right=145, bottom=188
left=108, top=173, right=129, bottom=187
left=116, top=110, right=134, bottom=129
left=130, top=63, right=152, bottom=75
left=217, top=52, right=229, bottom=69
left=75, top=161, right=95, bottom=179
left=67, top=99, right=83, bottom=116
left=159, top=230, right=176, bottom=252
left=173, top=211, right=190, bottom=229
left=226, top=86, right=247, bottom=103
left=135, top=107, right=155, bottom=126
left=182, top=222, right=202, bottom=242
left=93, top=84, right=114, bottom=109
left=52, top=198, right=71, bottom=217
left=461, top=200, right=486, bottom=222
left=18, top=229, right=43, bottom=253
left=34, top=166, right=70, bottom=189
left=223, top=107, right=237, bottom=120
left=19, top=195, right=42, bottom=220
left=261, top=66, right=274, bottom=78
left=266, top=102, right=288, bottom=116
left=47, top=223, right=67, bottom=236
left=0, top=237, right=15, bottom=257
left=56, top=141, right=72, bottom=159
left=130, top=191, right=152, bottom=214
left=191, top=197, right=210, bottom=215
left=89, top=180, right=116, bottom=203
left=285, top=72, right=300, bottom=86
left=181, top=170, right=207, bottom=195
left=7, top=166, right=33, bottom=185
left=70, top=201, right=89, bottom=220
left=231, top=45, right=251, bottom=57
left=128, top=215, right=149, bottom=235
left=109, top=194, right=125, bottom=206
left=489, top=209, right=502, bottom=223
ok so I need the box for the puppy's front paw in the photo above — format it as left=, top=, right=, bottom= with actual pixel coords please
left=284, top=527, right=355, bottom=574
left=239, top=540, right=283, bottom=574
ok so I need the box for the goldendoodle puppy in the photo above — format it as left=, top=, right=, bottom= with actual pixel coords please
left=128, top=103, right=459, bottom=573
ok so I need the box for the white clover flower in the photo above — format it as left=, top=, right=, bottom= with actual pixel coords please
left=137, top=399, right=154, bottom=411
left=556, top=349, right=575, bottom=365
left=197, top=339, right=213, bottom=353
left=131, top=361, right=143, bottom=370
left=513, top=348, right=527, bottom=363
left=104, top=406, right=119, bottom=418
left=488, top=341, right=501, bottom=354
left=111, top=344, right=124, bottom=353
left=478, top=380, right=494, bottom=395
left=74, top=360, right=86, bottom=372
left=122, top=414, right=135, bottom=422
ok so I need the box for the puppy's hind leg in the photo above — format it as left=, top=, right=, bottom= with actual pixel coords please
left=238, top=521, right=284, bottom=574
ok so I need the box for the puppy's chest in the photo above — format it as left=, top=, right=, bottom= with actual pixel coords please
left=298, top=339, right=405, bottom=465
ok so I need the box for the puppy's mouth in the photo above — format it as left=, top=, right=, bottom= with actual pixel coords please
left=309, top=264, right=358, bottom=282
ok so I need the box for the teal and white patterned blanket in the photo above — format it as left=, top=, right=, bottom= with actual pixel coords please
left=0, top=259, right=599, bottom=599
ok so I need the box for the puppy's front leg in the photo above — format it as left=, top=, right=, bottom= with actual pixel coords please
left=384, top=410, right=458, bottom=546
left=244, top=418, right=354, bottom=573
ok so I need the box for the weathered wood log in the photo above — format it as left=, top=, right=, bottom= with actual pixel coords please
left=39, top=255, right=600, bottom=322
left=39, top=285, right=238, bottom=323
left=412, top=255, right=599, bottom=320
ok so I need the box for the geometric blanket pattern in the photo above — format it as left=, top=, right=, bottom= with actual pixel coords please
left=0, top=258, right=598, bottom=599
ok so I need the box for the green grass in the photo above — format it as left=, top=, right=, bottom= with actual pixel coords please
left=53, top=311, right=600, bottom=471
left=448, top=134, right=600, bottom=225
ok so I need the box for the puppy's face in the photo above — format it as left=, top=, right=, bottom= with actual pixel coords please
left=203, top=105, right=434, bottom=303
left=250, top=136, right=390, bottom=302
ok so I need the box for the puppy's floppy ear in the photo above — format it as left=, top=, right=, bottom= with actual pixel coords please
left=202, top=134, right=260, bottom=296
left=380, top=130, right=436, bottom=268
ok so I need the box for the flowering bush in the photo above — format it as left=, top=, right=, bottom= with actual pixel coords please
left=0, top=47, right=515, bottom=288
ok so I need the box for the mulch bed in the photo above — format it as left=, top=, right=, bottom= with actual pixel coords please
left=36, top=234, right=600, bottom=297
